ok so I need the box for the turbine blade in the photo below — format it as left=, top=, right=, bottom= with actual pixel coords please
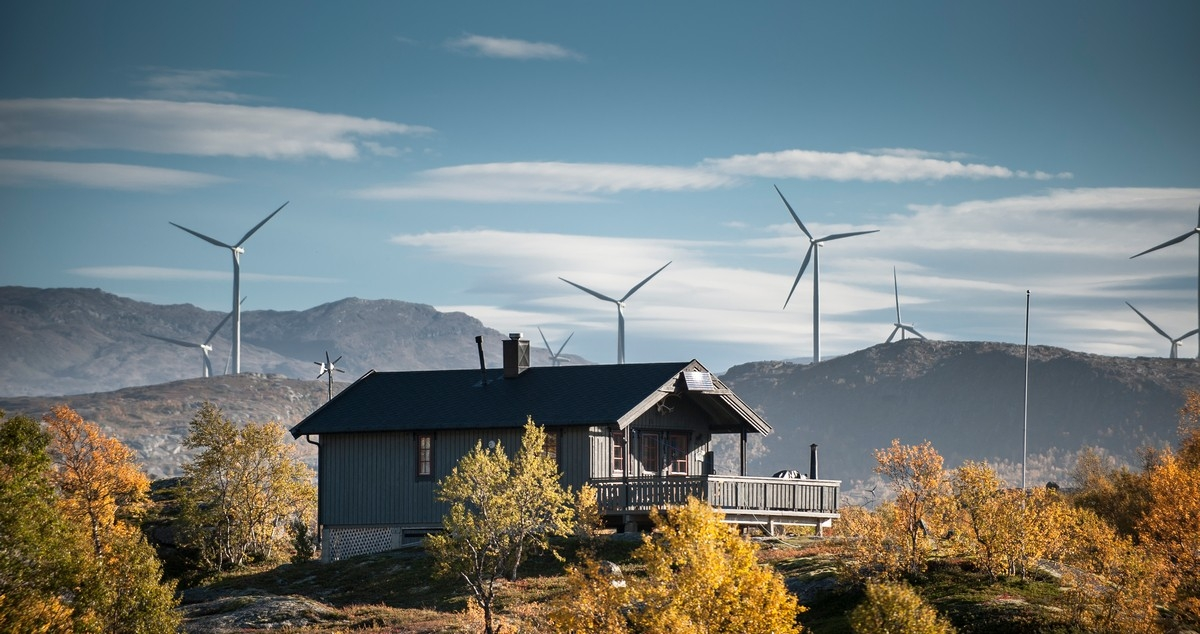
left=560, top=277, right=619, bottom=304
left=783, top=246, right=813, bottom=309
left=205, top=310, right=236, bottom=344
left=905, top=326, right=927, bottom=340
left=818, top=229, right=880, bottom=242
left=170, top=222, right=233, bottom=249
left=1181, top=329, right=1200, bottom=340
left=1126, top=302, right=1171, bottom=339
left=235, top=201, right=288, bottom=248
left=144, top=333, right=199, bottom=348
left=557, top=332, right=574, bottom=356
left=886, top=327, right=899, bottom=343
left=538, top=326, right=554, bottom=356
left=774, top=185, right=812, bottom=239
left=893, top=267, right=902, bottom=322
left=1131, top=230, right=1194, bottom=259
left=620, top=261, right=672, bottom=302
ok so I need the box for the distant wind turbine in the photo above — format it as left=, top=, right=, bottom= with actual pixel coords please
left=776, top=185, right=879, bottom=363
left=538, top=327, right=574, bottom=367
left=144, top=297, right=244, bottom=378
left=315, top=351, right=345, bottom=401
left=886, top=267, right=927, bottom=343
left=1131, top=203, right=1200, bottom=359
left=559, top=261, right=671, bottom=364
left=171, top=202, right=287, bottom=374
left=1125, top=302, right=1198, bottom=359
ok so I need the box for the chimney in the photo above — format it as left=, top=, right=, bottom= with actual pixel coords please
left=503, top=333, right=530, bottom=378
left=809, top=443, right=819, bottom=480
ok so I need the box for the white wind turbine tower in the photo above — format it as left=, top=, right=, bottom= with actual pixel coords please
left=315, top=351, right=345, bottom=401
left=143, top=298, right=243, bottom=378
left=1125, top=302, right=1198, bottom=359
left=775, top=185, right=879, bottom=363
left=886, top=267, right=927, bottom=343
left=171, top=202, right=287, bottom=374
left=1131, top=203, right=1200, bottom=359
left=559, top=261, right=671, bottom=364
left=538, top=327, right=574, bottom=367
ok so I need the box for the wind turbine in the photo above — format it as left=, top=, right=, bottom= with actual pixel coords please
left=538, top=326, right=575, bottom=367
left=886, top=267, right=927, bottom=343
left=776, top=185, right=879, bottom=363
left=1125, top=302, right=1198, bottom=359
left=315, top=351, right=345, bottom=401
left=144, top=298, right=243, bottom=378
left=1131, top=203, right=1200, bottom=359
left=559, top=261, right=671, bottom=364
left=171, top=201, right=287, bottom=374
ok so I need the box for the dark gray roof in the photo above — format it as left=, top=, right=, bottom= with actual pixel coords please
left=290, top=360, right=771, bottom=437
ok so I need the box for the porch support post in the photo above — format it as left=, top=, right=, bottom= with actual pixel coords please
left=623, top=426, right=632, bottom=508
left=739, top=429, right=747, bottom=476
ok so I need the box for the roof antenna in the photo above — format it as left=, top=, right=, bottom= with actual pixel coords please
left=475, top=335, right=489, bottom=386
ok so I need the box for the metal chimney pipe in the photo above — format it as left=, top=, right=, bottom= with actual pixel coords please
left=809, top=443, right=819, bottom=480
left=475, top=335, right=488, bottom=385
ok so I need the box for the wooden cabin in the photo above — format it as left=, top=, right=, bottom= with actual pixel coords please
left=290, top=334, right=839, bottom=561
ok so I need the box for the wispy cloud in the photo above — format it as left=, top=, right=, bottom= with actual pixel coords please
left=0, top=159, right=229, bottom=191
left=704, top=149, right=1071, bottom=182
left=357, top=161, right=735, bottom=202
left=70, top=266, right=341, bottom=284
left=0, top=99, right=433, bottom=160
left=138, top=68, right=265, bottom=102
left=357, top=149, right=1064, bottom=202
left=447, top=33, right=584, bottom=60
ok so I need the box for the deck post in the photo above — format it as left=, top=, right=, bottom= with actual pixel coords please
left=739, top=429, right=747, bottom=476
left=623, top=426, right=632, bottom=510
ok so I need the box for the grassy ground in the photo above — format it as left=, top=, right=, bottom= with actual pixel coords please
left=184, top=536, right=1084, bottom=633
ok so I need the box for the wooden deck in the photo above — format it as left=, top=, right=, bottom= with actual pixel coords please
left=591, top=475, right=840, bottom=531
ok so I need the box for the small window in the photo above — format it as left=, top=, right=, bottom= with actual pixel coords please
left=543, top=431, right=558, bottom=463
left=667, top=432, right=689, bottom=475
left=612, top=430, right=626, bottom=475
left=417, top=434, right=433, bottom=477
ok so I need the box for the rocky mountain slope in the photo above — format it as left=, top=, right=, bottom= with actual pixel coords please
left=721, top=339, right=1200, bottom=494
left=0, top=286, right=581, bottom=397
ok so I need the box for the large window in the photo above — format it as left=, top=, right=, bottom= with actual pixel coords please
left=417, top=433, right=433, bottom=477
left=667, top=432, right=689, bottom=475
left=640, top=432, right=661, bottom=474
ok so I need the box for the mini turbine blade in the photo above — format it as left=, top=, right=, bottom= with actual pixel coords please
left=556, top=331, right=574, bottom=356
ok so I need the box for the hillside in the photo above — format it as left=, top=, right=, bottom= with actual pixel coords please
left=0, top=287, right=583, bottom=397
left=722, top=339, right=1200, bottom=495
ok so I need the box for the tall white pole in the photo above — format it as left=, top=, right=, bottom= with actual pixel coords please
left=812, top=246, right=821, bottom=363
left=1022, top=290, right=1030, bottom=492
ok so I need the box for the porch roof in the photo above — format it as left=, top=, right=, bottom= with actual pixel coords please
left=290, top=360, right=771, bottom=437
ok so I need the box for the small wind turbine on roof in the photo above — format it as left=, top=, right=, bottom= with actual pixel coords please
left=171, top=201, right=287, bottom=374
left=776, top=185, right=879, bottom=363
left=315, top=351, right=345, bottom=401
left=144, top=297, right=244, bottom=378
left=559, top=261, right=671, bottom=364
left=1125, top=302, right=1198, bottom=359
left=538, top=327, right=574, bottom=367
left=886, top=268, right=927, bottom=343
left=1131, top=203, right=1200, bottom=359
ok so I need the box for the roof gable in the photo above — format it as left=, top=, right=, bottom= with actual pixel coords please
left=290, top=360, right=771, bottom=437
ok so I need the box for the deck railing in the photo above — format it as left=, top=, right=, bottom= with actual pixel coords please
left=590, top=475, right=839, bottom=516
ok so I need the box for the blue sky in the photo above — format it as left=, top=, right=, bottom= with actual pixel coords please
left=2, top=2, right=1199, bottom=373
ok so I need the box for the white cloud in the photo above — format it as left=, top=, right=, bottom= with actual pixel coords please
left=447, top=34, right=584, bottom=60
left=359, top=149, right=1061, bottom=202
left=70, top=266, right=340, bottom=284
left=0, top=98, right=433, bottom=160
left=705, top=149, right=1045, bottom=182
left=357, top=161, right=735, bottom=202
left=139, top=68, right=265, bottom=102
left=0, top=159, right=228, bottom=191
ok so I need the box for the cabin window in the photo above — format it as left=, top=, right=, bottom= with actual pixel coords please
left=667, top=432, right=689, bottom=475
left=543, top=431, right=558, bottom=463
left=612, top=430, right=626, bottom=475
left=417, top=434, right=433, bottom=478
left=640, top=432, right=661, bottom=474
